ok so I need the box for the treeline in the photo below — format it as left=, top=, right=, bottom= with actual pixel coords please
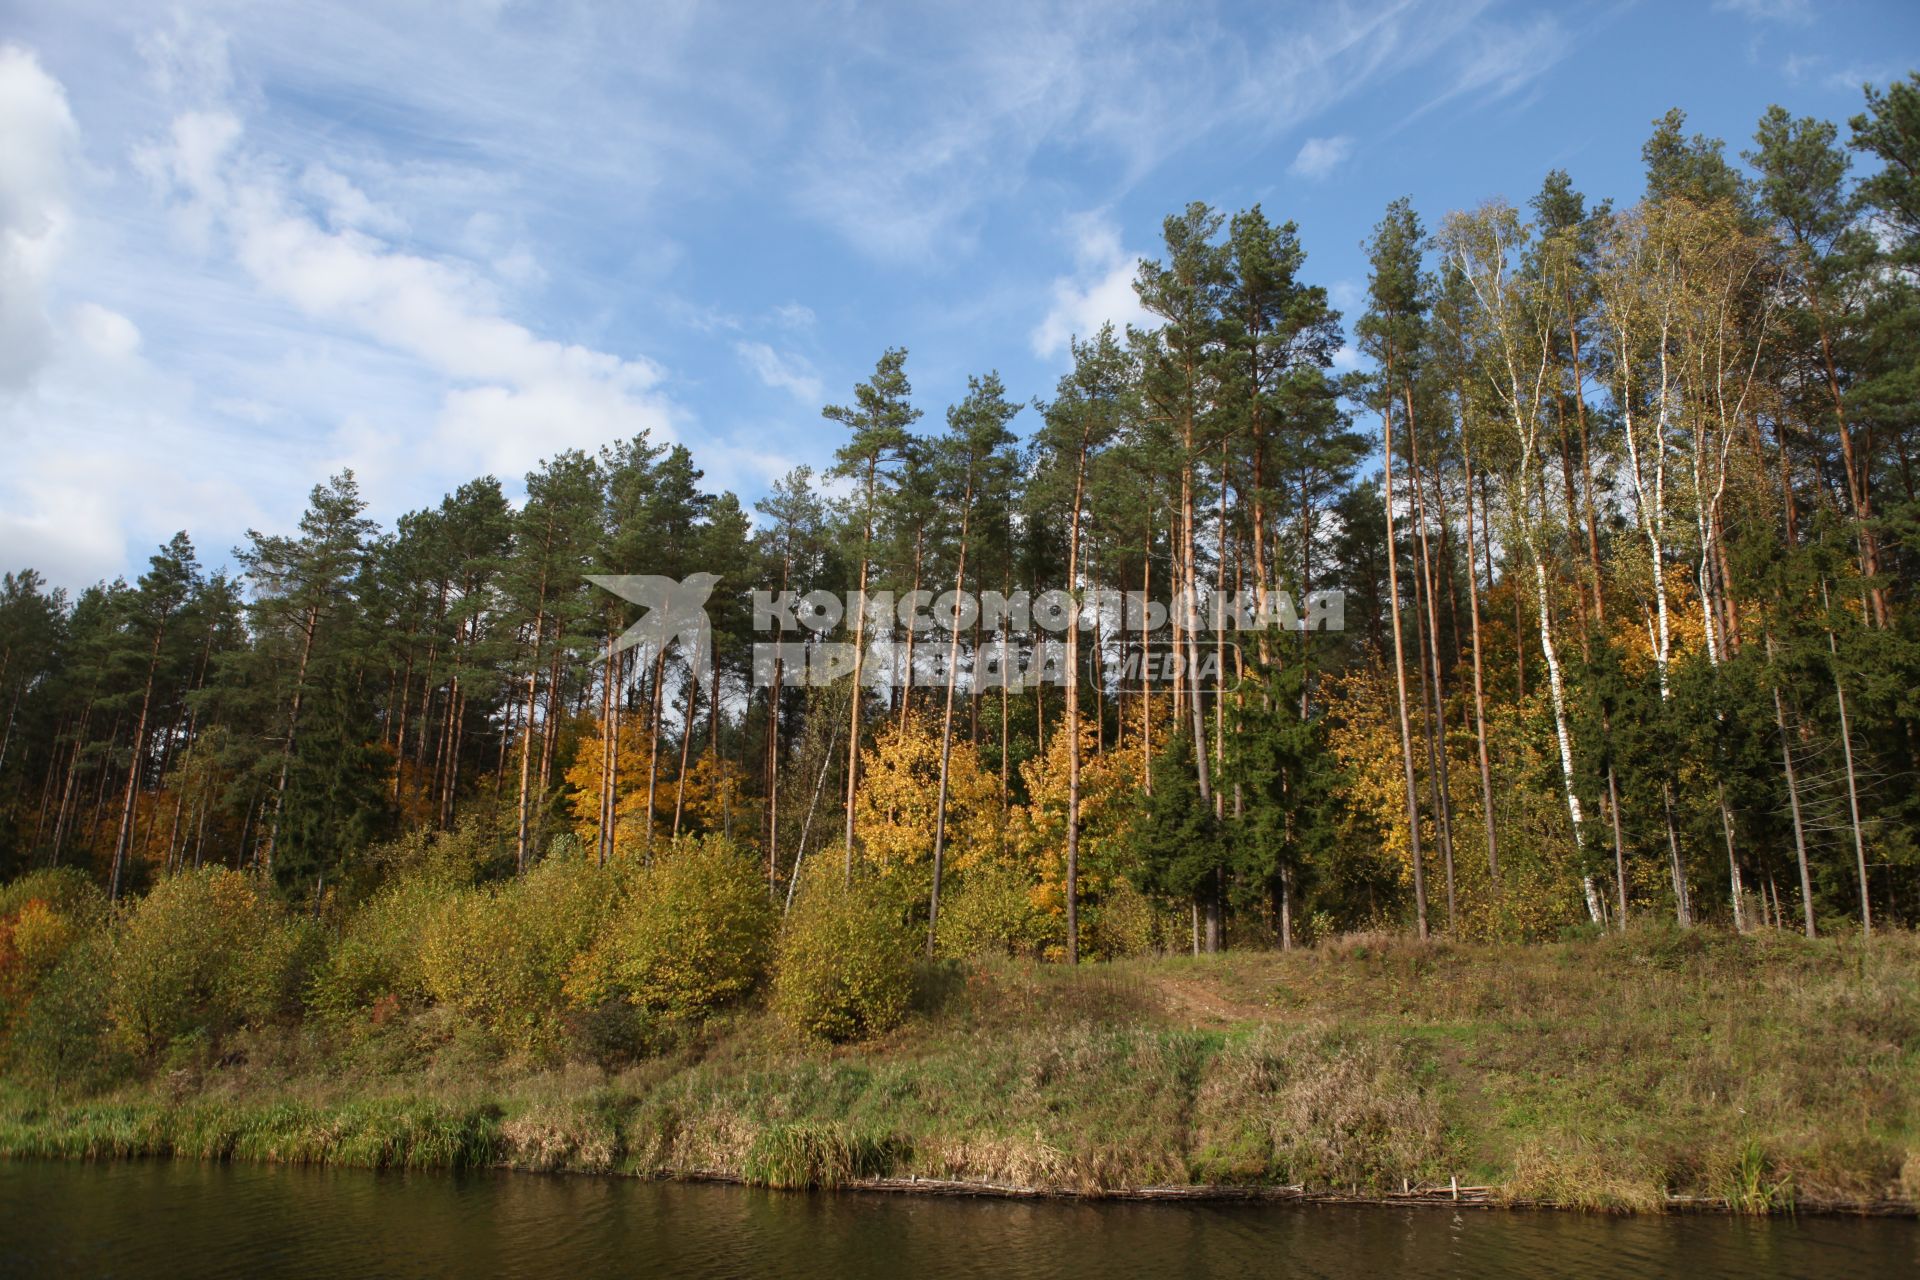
left=3, top=80, right=1919, bottom=965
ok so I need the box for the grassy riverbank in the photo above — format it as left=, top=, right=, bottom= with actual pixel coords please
left=3, top=927, right=1917, bottom=1214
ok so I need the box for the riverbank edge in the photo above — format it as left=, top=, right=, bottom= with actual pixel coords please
left=8, top=934, right=1919, bottom=1218
left=718, top=1171, right=1920, bottom=1217
left=1, top=1105, right=1913, bottom=1218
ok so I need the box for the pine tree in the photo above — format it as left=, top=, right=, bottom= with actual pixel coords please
left=238, top=472, right=375, bottom=881
left=825, top=349, right=920, bottom=878
left=927, top=371, right=1019, bottom=955
left=756, top=466, right=829, bottom=890
left=505, top=449, right=602, bottom=871
left=1357, top=197, right=1434, bottom=938
left=1229, top=660, right=1336, bottom=949
left=1032, top=336, right=1125, bottom=962
left=1130, top=732, right=1224, bottom=954
left=106, top=533, right=200, bottom=900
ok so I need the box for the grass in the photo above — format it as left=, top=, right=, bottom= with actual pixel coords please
left=3, top=924, right=1917, bottom=1213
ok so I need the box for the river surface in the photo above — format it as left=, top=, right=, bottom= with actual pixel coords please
left=1, top=1159, right=1915, bottom=1278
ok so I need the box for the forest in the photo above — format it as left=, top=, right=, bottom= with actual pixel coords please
left=2, top=79, right=1920, bottom=1090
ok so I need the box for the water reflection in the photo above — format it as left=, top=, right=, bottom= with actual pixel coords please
left=0, top=1159, right=1913, bottom=1278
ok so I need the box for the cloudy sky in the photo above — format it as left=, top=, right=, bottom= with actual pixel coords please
left=2, top=0, right=1914, bottom=588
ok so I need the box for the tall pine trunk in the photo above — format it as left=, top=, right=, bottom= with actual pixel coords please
left=1381, top=374, right=1429, bottom=939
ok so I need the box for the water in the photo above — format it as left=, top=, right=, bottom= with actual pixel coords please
left=0, top=1159, right=1914, bottom=1278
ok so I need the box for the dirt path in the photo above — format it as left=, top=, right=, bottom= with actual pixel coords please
left=1146, top=973, right=1270, bottom=1025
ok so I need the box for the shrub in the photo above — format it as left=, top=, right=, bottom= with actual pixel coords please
left=572, top=836, right=773, bottom=1023
left=1, top=870, right=107, bottom=1019
left=563, top=998, right=656, bottom=1069
left=0, top=867, right=108, bottom=922
left=309, top=873, right=449, bottom=1024
left=773, top=872, right=914, bottom=1043
left=932, top=861, right=1044, bottom=959
left=1086, top=877, right=1160, bottom=960
left=107, top=868, right=314, bottom=1057
left=0, top=869, right=116, bottom=1088
left=418, top=855, right=616, bottom=1051
left=370, top=814, right=500, bottom=885
left=4, top=930, right=126, bottom=1090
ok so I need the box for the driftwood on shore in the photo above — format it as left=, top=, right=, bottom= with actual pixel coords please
left=669, top=1168, right=1916, bottom=1216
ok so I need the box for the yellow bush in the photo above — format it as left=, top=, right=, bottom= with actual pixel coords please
left=0, top=867, right=108, bottom=923
left=933, top=860, right=1045, bottom=959
left=108, top=868, right=313, bottom=1056
left=0, top=868, right=106, bottom=998
left=310, top=873, right=449, bottom=1022
left=1085, top=876, right=1161, bottom=960
left=773, top=872, right=914, bottom=1043
left=418, top=856, right=616, bottom=1051
left=570, top=835, right=773, bottom=1022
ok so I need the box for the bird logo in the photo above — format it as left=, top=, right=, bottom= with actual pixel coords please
left=585, top=572, right=719, bottom=680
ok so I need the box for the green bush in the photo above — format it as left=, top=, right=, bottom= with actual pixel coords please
left=0, top=867, right=108, bottom=922
left=933, top=861, right=1044, bottom=959
left=2, top=868, right=108, bottom=1024
left=1086, top=877, right=1160, bottom=960
left=418, top=855, right=616, bottom=1051
left=572, top=836, right=773, bottom=1023
left=773, top=872, right=915, bottom=1043
left=367, top=814, right=499, bottom=887
left=5, top=930, right=126, bottom=1091
left=107, top=868, right=315, bottom=1057
left=309, top=873, right=449, bottom=1024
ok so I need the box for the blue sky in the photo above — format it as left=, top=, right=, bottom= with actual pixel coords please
left=1, top=0, right=1915, bottom=588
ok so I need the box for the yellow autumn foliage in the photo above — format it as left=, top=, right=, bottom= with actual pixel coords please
left=564, top=835, right=773, bottom=1022
left=851, top=713, right=1002, bottom=882
left=107, top=868, right=314, bottom=1056
left=1323, top=665, right=1419, bottom=884
left=418, top=856, right=618, bottom=1052
left=672, top=751, right=760, bottom=844
left=565, top=710, right=668, bottom=857
left=1324, top=660, right=1599, bottom=941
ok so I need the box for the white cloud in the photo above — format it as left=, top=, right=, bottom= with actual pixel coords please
left=770, top=302, right=815, bottom=329
left=136, top=12, right=233, bottom=104
left=0, top=44, right=78, bottom=391
left=1827, top=66, right=1895, bottom=95
left=140, top=102, right=676, bottom=485
left=788, top=1, right=1518, bottom=261
left=0, top=46, right=224, bottom=582
left=703, top=433, right=811, bottom=500
left=735, top=340, right=823, bottom=405
left=1289, top=135, right=1353, bottom=180
left=1454, top=15, right=1571, bottom=99
left=299, top=164, right=404, bottom=236
left=69, top=302, right=141, bottom=359
left=1403, top=13, right=1573, bottom=124
left=1, top=34, right=694, bottom=586
left=1031, top=211, right=1151, bottom=360
left=1713, top=0, right=1811, bottom=23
